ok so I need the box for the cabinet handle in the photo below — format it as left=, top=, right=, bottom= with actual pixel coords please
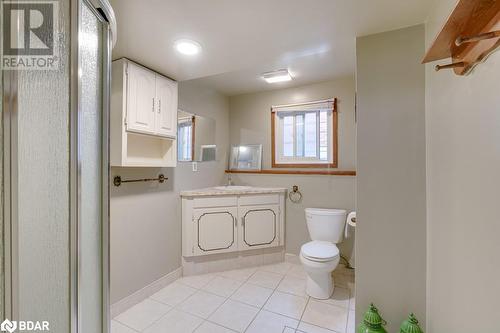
left=152, top=98, right=155, bottom=112
left=158, top=99, right=161, bottom=114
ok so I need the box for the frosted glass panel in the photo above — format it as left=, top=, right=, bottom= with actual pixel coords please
left=16, top=0, right=70, bottom=330
left=79, top=2, right=104, bottom=332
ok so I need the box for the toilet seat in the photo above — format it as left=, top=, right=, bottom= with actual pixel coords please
left=301, top=241, right=339, bottom=262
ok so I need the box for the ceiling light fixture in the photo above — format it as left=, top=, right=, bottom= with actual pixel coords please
left=262, top=69, right=292, bottom=83
left=174, top=39, right=202, bottom=55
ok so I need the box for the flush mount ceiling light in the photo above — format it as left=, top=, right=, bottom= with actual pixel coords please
left=262, top=69, right=292, bottom=83
left=174, top=39, right=202, bottom=55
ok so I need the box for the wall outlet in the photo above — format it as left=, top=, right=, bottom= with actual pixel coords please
left=192, top=162, right=198, bottom=172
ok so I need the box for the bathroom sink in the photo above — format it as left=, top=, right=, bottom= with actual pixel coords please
left=214, top=185, right=252, bottom=191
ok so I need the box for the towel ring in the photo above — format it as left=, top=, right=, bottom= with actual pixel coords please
left=289, top=185, right=302, bottom=203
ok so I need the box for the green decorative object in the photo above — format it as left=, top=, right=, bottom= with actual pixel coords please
left=357, top=303, right=388, bottom=333
left=400, top=313, right=424, bottom=333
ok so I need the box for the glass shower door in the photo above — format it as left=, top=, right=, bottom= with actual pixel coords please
left=78, top=1, right=110, bottom=332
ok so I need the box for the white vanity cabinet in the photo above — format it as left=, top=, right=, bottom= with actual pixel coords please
left=181, top=188, right=286, bottom=257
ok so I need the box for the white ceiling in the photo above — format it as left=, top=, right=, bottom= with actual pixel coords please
left=110, top=0, right=432, bottom=96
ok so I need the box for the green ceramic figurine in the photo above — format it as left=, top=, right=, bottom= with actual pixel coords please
left=400, top=313, right=424, bottom=333
left=357, top=303, right=388, bottom=333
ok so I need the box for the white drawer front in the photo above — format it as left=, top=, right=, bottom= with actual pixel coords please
left=239, top=194, right=280, bottom=206
left=193, top=196, right=237, bottom=208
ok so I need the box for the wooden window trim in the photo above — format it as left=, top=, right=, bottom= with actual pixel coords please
left=271, top=98, right=338, bottom=168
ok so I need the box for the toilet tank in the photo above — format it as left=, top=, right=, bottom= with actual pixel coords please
left=305, top=208, right=347, bottom=243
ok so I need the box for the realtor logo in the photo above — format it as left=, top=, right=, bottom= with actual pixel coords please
left=1, top=0, right=59, bottom=70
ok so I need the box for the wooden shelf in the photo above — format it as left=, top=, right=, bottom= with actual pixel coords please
left=423, top=0, right=500, bottom=75
left=225, top=169, right=356, bottom=176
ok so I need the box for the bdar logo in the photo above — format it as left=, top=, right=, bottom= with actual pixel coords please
left=0, top=319, right=17, bottom=333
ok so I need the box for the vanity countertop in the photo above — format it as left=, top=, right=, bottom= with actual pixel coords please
left=180, top=186, right=287, bottom=197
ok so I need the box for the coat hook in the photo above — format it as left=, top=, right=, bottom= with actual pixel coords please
left=455, top=30, right=500, bottom=46
left=435, top=61, right=466, bottom=71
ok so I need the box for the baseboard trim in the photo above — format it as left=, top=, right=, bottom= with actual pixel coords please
left=111, top=267, right=182, bottom=318
left=285, top=253, right=300, bottom=265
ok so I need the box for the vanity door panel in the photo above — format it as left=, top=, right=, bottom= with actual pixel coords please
left=238, top=205, right=280, bottom=250
left=193, top=207, right=237, bottom=255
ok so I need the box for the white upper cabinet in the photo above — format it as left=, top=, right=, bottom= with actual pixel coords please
left=124, top=60, right=177, bottom=137
left=110, top=58, right=177, bottom=167
left=126, top=63, right=156, bottom=135
left=155, top=74, right=178, bottom=137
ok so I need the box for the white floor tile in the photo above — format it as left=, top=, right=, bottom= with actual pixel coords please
left=317, top=287, right=350, bottom=308
left=114, top=299, right=171, bottom=331
left=177, top=290, right=226, bottom=319
left=150, top=282, right=197, bottom=307
left=143, top=309, right=203, bottom=333
left=297, top=322, right=338, bottom=333
left=202, top=276, right=243, bottom=297
left=346, top=310, right=355, bottom=333
left=302, top=299, right=348, bottom=333
left=247, top=270, right=283, bottom=289
left=260, top=262, right=293, bottom=275
left=195, top=321, right=236, bottom=333
left=283, top=328, right=298, bottom=333
left=287, top=265, right=307, bottom=279
left=208, top=299, right=259, bottom=332
left=246, top=310, right=299, bottom=333
left=217, top=267, right=257, bottom=282
left=277, top=275, right=307, bottom=297
left=177, top=274, right=216, bottom=289
left=349, top=293, right=355, bottom=310
left=263, top=291, right=308, bottom=320
left=230, top=283, right=274, bottom=308
left=111, top=320, right=138, bottom=333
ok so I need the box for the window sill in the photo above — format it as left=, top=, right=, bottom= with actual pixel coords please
left=225, top=169, right=356, bottom=176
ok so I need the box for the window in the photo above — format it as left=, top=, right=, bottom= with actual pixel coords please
left=272, top=98, right=337, bottom=167
left=177, top=116, right=194, bottom=161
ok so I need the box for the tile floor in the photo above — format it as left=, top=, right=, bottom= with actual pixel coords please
left=112, top=262, right=355, bottom=333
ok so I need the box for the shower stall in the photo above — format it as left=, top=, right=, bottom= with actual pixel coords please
left=1, top=0, right=115, bottom=332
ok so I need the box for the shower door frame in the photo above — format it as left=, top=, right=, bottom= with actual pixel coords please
left=70, top=0, right=111, bottom=332
left=2, top=0, right=111, bottom=332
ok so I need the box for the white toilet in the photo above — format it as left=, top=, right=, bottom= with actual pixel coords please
left=300, top=208, right=347, bottom=299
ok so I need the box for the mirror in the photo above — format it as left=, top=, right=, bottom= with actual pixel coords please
left=178, top=110, right=217, bottom=162
left=229, top=144, right=263, bottom=170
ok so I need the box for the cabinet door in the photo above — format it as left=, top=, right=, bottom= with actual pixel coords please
left=126, top=63, right=156, bottom=135
left=155, top=75, right=178, bottom=138
left=239, top=205, right=279, bottom=250
left=194, top=207, right=237, bottom=255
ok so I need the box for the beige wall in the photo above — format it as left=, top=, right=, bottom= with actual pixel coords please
left=228, top=78, right=357, bottom=256
left=110, top=81, right=229, bottom=304
left=356, top=25, right=427, bottom=332
left=229, top=78, right=356, bottom=170
left=425, top=1, right=500, bottom=331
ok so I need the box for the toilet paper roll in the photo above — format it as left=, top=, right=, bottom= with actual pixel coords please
left=345, top=211, right=356, bottom=238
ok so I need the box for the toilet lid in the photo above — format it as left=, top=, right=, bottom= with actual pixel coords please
left=301, top=241, right=339, bottom=261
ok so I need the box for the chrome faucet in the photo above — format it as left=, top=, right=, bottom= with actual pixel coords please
left=227, top=174, right=233, bottom=186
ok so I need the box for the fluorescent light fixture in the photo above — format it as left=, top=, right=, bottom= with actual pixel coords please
left=174, top=39, right=202, bottom=55
left=262, top=69, right=292, bottom=83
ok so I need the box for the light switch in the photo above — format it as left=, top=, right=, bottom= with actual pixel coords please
left=192, top=161, right=198, bottom=172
